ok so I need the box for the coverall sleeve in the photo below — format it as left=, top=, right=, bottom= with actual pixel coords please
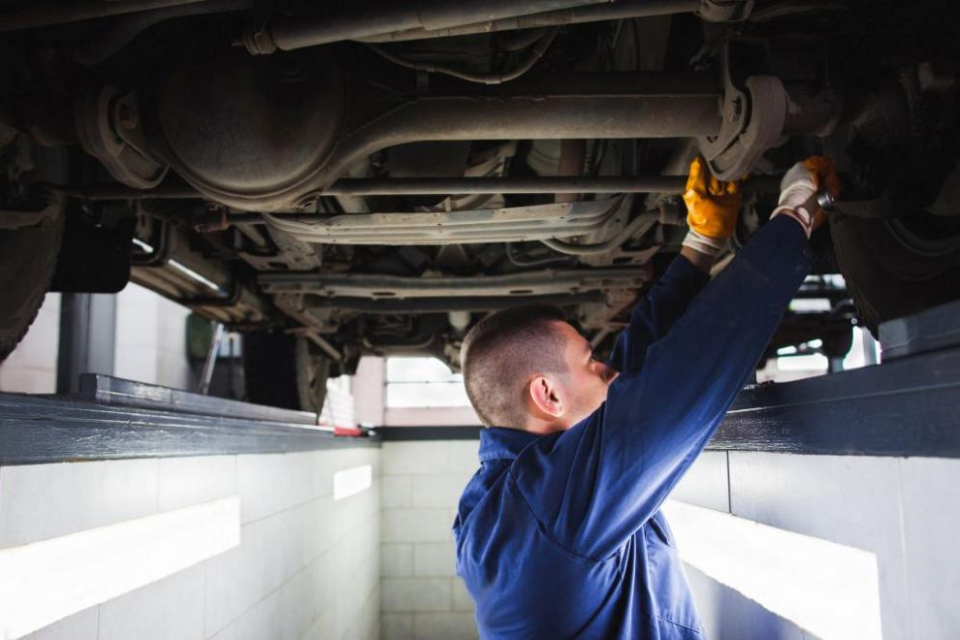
left=605, top=255, right=710, bottom=376
left=512, top=216, right=811, bottom=560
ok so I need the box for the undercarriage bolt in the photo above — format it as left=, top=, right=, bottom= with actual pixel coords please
left=117, top=104, right=138, bottom=130
left=725, top=96, right=743, bottom=122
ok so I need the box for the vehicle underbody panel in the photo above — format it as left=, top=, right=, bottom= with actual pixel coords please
left=1, top=0, right=957, bottom=374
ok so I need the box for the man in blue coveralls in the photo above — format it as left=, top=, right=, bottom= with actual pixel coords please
left=453, top=156, right=840, bottom=639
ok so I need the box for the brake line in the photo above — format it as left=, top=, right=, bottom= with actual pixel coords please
left=541, top=209, right=660, bottom=255
left=366, top=27, right=559, bottom=85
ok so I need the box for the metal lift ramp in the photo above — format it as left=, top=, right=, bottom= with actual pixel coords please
left=0, top=374, right=375, bottom=465
left=1, top=300, right=958, bottom=463
left=710, top=298, right=960, bottom=458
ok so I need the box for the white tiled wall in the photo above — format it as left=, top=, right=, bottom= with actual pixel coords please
left=0, top=293, right=61, bottom=393
left=114, top=283, right=193, bottom=390
left=379, top=441, right=480, bottom=640
left=383, top=407, right=481, bottom=428
left=0, top=283, right=195, bottom=394
left=379, top=442, right=960, bottom=640
left=0, top=447, right=381, bottom=640
left=670, top=451, right=960, bottom=640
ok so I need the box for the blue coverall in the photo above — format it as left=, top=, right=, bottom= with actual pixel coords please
left=453, top=216, right=812, bottom=639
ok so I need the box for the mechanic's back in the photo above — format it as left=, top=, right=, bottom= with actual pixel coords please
left=456, top=426, right=702, bottom=638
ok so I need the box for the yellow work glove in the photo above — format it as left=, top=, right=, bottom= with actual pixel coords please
left=771, top=156, right=841, bottom=237
left=681, top=156, right=743, bottom=257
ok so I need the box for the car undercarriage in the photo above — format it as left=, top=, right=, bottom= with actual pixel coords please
left=1, top=0, right=958, bottom=411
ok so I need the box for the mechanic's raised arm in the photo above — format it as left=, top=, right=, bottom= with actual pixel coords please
left=606, top=157, right=739, bottom=375
left=514, top=158, right=836, bottom=560
left=605, top=255, right=709, bottom=375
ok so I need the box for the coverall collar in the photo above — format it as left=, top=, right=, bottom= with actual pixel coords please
left=478, top=427, right=539, bottom=463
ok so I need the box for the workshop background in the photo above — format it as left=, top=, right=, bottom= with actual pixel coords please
left=0, top=286, right=957, bottom=640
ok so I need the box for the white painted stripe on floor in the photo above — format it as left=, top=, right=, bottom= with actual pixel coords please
left=333, top=465, right=372, bottom=501
left=662, top=499, right=882, bottom=640
left=0, top=496, right=240, bottom=639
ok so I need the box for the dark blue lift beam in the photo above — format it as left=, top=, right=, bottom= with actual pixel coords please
left=0, top=374, right=376, bottom=465
left=0, top=301, right=958, bottom=464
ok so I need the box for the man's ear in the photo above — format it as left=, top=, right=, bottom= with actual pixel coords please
left=527, top=374, right=564, bottom=419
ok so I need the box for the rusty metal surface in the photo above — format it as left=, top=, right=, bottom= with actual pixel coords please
left=259, top=267, right=649, bottom=298
left=262, top=197, right=627, bottom=244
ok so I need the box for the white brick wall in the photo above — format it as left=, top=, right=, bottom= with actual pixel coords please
left=0, top=284, right=196, bottom=394
left=377, top=442, right=960, bottom=640
left=413, top=543, right=456, bottom=577
left=382, top=509, right=453, bottom=544
left=115, top=283, right=193, bottom=390
left=7, top=417, right=955, bottom=639
left=381, top=544, right=413, bottom=577
left=672, top=452, right=960, bottom=640
left=384, top=407, right=481, bottom=428
left=2, top=448, right=381, bottom=640
left=379, top=441, right=480, bottom=640
left=381, top=578, right=452, bottom=612
left=0, top=293, right=60, bottom=394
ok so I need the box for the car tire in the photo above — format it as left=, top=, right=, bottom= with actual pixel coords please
left=829, top=210, right=960, bottom=335
left=242, top=332, right=330, bottom=414
left=0, top=211, right=65, bottom=361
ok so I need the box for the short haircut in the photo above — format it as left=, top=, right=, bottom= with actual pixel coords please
left=460, top=303, right=570, bottom=428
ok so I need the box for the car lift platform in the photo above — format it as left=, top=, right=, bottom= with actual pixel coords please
left=0, top=374, right=377, bottom=466
left=1, top=301, right=958, bottom=465
left=712, top=298, right=960, bottom=458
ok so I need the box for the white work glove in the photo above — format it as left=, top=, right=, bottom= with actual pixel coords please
left=770, top=156, right=840, bottom=238
left=681, top=230, right=728, bottom=257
